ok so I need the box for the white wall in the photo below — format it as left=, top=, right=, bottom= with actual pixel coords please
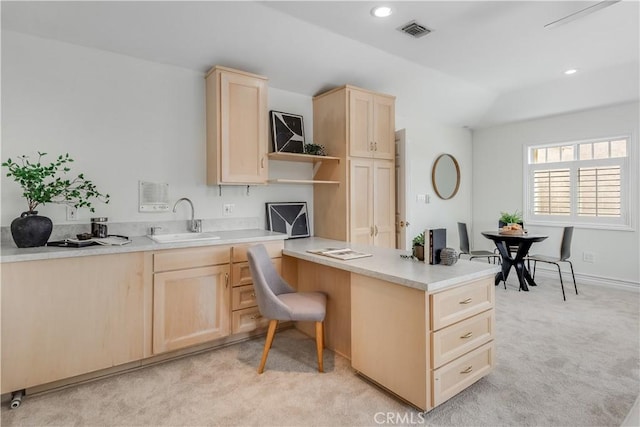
left=1, top=31, right=314, bottom=231
left=396, top=116, right=473, bottom=252
left=472, top=102, right=640, bottom=285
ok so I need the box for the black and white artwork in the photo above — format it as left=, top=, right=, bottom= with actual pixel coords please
left=266, top=202, right=310, bottom=238
left=270, top=111, right=305, bottom=153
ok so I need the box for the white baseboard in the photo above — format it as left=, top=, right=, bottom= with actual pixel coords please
left=533, top=267, right=639, bottom=291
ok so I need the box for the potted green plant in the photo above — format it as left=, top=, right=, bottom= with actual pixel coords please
left=2, top=152, right=110, bottom=247
left=412, top=231, right=425, bottom=261
left=499, top=210, right=523, bottom=227
left=303, top=143, right=327, bottom=156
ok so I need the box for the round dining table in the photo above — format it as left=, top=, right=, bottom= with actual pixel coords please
left=481, top=231, right=548, bottom=291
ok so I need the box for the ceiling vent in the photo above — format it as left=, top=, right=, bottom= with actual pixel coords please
left=398, top=20, right=432, bottom=38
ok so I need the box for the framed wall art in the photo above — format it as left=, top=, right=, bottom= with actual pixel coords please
left=270, top=111, right=305, bottom=153
left=266, top=202, right=310, bottom=238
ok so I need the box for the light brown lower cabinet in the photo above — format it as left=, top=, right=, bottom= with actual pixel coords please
left=230, top=241, right=283, bottom=334
left=351, top=273, right=495, bottom=412
left=153, top=264, right=230, bottom=354
left=0, top=241, right=286, bottom=395
left=152, top=246, right=231, bottom=354
left=1, top=253, right=147, bottom=394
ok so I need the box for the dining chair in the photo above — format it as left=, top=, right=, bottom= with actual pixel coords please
left=526, top=226, right=577, bottom=301
left=457, top=222, right=501, bottom=264
left=247, top=244, right=327, bottom=374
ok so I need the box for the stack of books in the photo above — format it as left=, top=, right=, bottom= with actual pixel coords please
left=428, top=228, right=447, bottom=265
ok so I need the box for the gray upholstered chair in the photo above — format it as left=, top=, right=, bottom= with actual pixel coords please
left=458, top=222, right=501, bottom=264
left=247, top=244, right=327, bottom=374
left=526, top=226, right=577, bottom=301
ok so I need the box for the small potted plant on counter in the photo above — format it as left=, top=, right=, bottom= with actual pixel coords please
left=2, top=152, right=110, bottom=247
left=412, top=231, right=425, bottom=261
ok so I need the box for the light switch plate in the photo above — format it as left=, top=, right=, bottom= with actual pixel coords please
left=66, top=206, right=78, bottom=221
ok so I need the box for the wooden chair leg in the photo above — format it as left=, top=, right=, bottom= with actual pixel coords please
left=258, top=319, right=278, bottom=374
left=315, top=321, right=324, bottom=373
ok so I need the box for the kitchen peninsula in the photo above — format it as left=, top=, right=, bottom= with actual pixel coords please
left=1, top=233, right=497, bottom=412
left=282, top=237, right=498, bottom=411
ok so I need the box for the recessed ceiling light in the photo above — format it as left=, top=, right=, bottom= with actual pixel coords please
left=564, top=69, right=578, bottom=75
left=371, top=6, right=393, bottom=18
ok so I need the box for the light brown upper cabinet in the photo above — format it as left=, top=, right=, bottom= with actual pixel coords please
left=348, top=89, right=395, bottom=159
left=205, top=66, right=268, bottom=185
left=313, top=85, right=396, bottom=248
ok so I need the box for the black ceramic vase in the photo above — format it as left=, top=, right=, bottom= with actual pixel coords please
left=11, top=211, right=53, bottom=248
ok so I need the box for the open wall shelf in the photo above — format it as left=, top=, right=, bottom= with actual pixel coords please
left=268, top=152, right=341, bottom=184
left=268, top=152, right=340, bottom=163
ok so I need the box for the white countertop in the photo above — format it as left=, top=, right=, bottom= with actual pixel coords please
left=0, top=229, right=286, bottom=263
left=2, top=233, right=499, bottom=293
left=284, top=237, right=500, bottom=292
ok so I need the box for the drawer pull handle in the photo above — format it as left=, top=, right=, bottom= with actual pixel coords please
left=460, top=332, right=473, bottom=339
left=250, top=314, right=262, bottom=320
left=460, top=366, right=473, bottom=374
left=459, top=298, right=472, bottom=304
left=250, top=293, right=256, bottom=297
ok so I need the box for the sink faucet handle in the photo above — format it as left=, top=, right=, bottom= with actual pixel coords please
left=149, top=226, right=163, bottom=235
left=192, top=219, right=202, bottom=233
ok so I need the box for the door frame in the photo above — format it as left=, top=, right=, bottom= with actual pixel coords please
left=395, top=129, right=409, bottom=250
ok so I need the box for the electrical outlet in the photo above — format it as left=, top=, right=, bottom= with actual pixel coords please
left=223, top=204, right=234, bottom=216
left=583, top=251, right=595, bottom=263
left=66, top=206, right=78, bottom=221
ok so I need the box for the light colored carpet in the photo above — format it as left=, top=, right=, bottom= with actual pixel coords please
left=1, top=276, right=638, bottom=426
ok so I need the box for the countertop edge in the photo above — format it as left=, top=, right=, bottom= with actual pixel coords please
left=1, top=230, right=287, bottom=263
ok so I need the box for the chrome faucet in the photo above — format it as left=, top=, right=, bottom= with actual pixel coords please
left=173, top=197, right=202, bottom=233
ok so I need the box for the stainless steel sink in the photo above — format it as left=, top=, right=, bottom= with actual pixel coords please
left=147, top=232, right=220, bottom=243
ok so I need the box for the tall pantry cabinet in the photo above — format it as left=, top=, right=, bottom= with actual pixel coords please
left=313, top=85, right=396, bottom=248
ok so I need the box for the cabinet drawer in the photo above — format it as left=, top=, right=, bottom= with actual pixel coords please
left=232, top=241, right=283, bottom=262
left=154, top=246, right=230, bottom=272
left=232, top=284, right=258, bottom=310
left=432, top=341, right=494, bottom=407
left=232, top=258, right=282, bottom=287
left=231, top=307, right=269, bottom=334
left=431, top=310, right=494, bottom=368
left=430, top=277, right=494, bottom=330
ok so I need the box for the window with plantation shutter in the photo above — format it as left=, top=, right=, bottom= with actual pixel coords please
left=533, top=169, right=570, bottom=215
left=578, top=166, right=621, bottom=217
left=524, top=136, right=633, bottom=230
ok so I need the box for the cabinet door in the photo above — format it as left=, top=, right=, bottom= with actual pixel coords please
left=373, top=159, right=396, bottom=248
left=219, top=70, right=268, bottom=184
left=348, top=89, right=374, bottom=158
left=1, top=253, right=146, bottom=393
left=153, top=265, right=230, bottom=354
left=350, top=158, right=374, bottom=245
left=372, top=95, right=395, bottom=159
left=351, top=274, right=429, bottom=411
